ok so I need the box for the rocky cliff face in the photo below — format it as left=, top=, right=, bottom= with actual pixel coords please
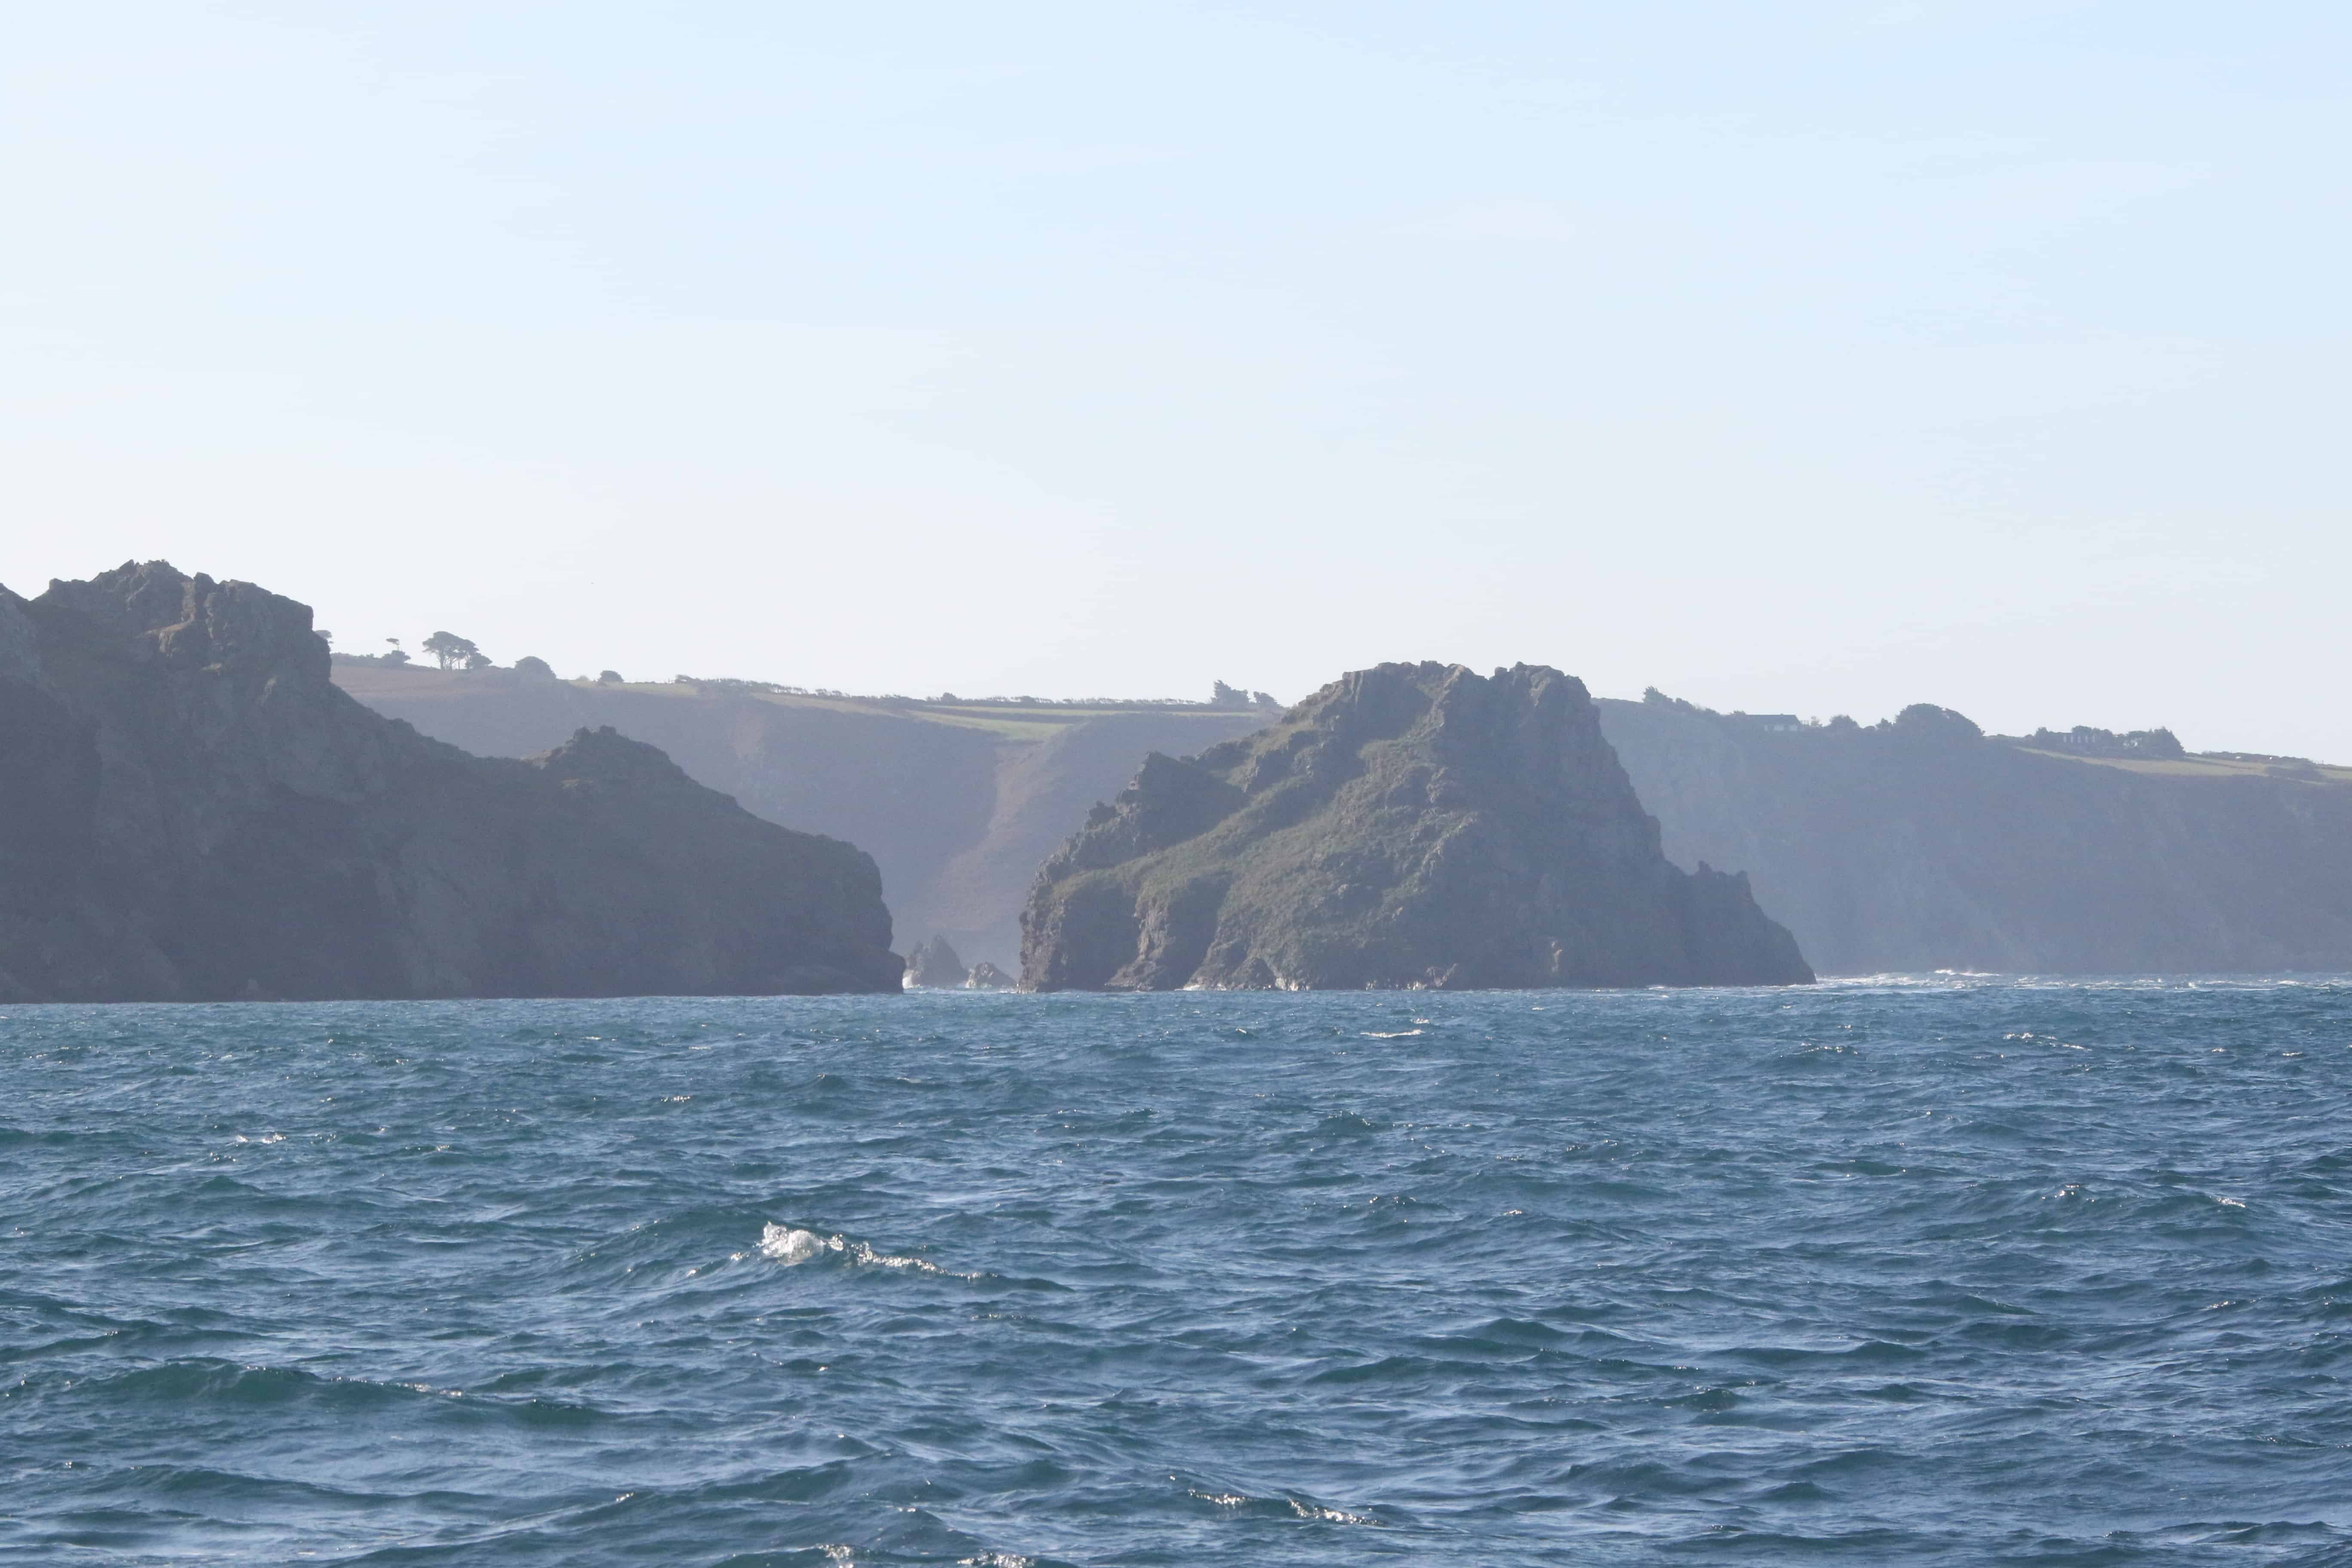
left=0, top=562, right=901, bottom=1001
left=1020, top=662, right=1813, bottom=991
left=1596, top=699, right=2352, bottom=974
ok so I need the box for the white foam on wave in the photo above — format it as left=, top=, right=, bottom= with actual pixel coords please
left=757, top=1222, right=975, bottom=1277
left=1820, top=971, right=2352, bottom=993
left=760, top=1224, right=833, bottom=1264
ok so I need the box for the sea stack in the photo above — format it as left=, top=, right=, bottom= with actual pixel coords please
left=0, top=561, right=903, bottom=1000
left=1020, top=662, right=1813, bottom=991
left=903, top=934, right=969, bottom=987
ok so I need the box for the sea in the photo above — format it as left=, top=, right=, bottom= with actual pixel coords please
left=4, top=978, right=2349, bottom=1566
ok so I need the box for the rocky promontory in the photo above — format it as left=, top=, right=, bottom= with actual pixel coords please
left=0, top=562, right=902, bottom=1001
left=1020, top=662, right=1813, bottom=991
left=903, top=934, right=968, bottom=987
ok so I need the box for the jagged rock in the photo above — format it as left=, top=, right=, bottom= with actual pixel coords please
left=903, top=934, right=968, bottom=987
left=964, top=961, right=1014, bottom=989
left=1020, top=662, right=1813, bottom=992
left=0, top=561, right=903, bottom=1000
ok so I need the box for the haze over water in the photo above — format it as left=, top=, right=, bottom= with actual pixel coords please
left=6, top=980, right=2347, bottom=1565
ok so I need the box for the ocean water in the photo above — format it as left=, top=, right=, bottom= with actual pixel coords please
left=4, top=980, right=2350, bottom=1566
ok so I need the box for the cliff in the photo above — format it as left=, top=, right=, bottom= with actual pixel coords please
left=1596, top=699, right=2352, bottom=974
left=333, top=667, right=1268, bottom=970
left=1019, top=662, right=1813, bottom=991
left=0, top=563, right=900, bottom=1001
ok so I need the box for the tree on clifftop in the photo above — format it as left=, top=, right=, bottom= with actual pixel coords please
left=422, top=631, right=480, bottom=671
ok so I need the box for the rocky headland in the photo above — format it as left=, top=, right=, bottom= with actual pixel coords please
left=1598, top=696, right=2352, bottom=974
left=1019, top=662, right=1813, bottom=991
left=329, top=649, right=2352, bottom=980
left=334, top=666, right=1271, bottom=970
left=0, top=562, right=901, bottom=1001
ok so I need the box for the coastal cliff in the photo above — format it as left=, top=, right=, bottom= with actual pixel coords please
left=1596, top=698, right=2352, bottom=974
left=1019, top=662, right=1813, bottom=991
left=0, top=563, right=901, bottom=1001
left=334, top=666, right=1269, bottom=969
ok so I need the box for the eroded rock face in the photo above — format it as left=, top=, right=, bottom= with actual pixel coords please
left=964, top=961, right=1014, bottom=990
left=0, top=562, right=902, bottom=1001
left=1020, top=662, right=1812, bottom=992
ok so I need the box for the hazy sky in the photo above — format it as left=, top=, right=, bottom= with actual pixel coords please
left=5, top=3, right=2347, bottom=754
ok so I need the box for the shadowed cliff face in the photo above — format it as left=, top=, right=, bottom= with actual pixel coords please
left=1597, top=700, right=2352, bottom=975
left=335, top=670, right=1269, bottom=969
left=1020, top=662, right=1813, bottom=992
left=0, top=562, right=901, bottom=1001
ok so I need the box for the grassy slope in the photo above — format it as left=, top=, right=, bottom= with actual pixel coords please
left=2011, top=747, right=2352, bottom=784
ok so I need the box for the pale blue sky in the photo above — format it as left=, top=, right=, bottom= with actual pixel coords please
left=5, top=3, right=2346, bottom=754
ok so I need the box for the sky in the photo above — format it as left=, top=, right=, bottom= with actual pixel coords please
left=3, top=2, right=2347, bottom=755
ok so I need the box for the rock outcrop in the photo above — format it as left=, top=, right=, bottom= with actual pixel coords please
left=903, top=935, right=968, bottom=988
left=0, top=562, right=902, bottom=1001
left=1020, top=662, right=1813, bottom=991
left=964, top=961, right=1015, bottom=990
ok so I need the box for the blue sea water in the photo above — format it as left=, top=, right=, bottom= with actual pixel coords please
left=4, top=980, right=2351, bottom=1566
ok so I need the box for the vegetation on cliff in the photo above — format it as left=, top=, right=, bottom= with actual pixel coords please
left=1020, top=662, right=1813, bottom=991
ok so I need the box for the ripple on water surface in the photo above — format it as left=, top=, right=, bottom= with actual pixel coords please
left=2, top=979, right=2349, bottom=1565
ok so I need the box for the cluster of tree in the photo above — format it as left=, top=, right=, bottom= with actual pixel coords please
left=671, top=676, right=842, bottom=698
left=1642, top=686, right=1718, bottom=717
left=422, top=631, right=489, bottom=671
left=1642, top=689, right=1991, bottom=743
left=327, top=632, right=520, bottom=673
left=1211, top=680, right=1283, bottom=711
left=2026, top=725, right=2186, bottom=760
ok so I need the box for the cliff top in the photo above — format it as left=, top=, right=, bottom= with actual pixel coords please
left=332, top=661, right=1280, bottom=742
left=1609, top=694, right=2352, bottom=786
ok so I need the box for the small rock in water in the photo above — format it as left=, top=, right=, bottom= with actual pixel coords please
left=903, top=935, right=968, bottom=988
left=965, top=961, right=1015, bottom=989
